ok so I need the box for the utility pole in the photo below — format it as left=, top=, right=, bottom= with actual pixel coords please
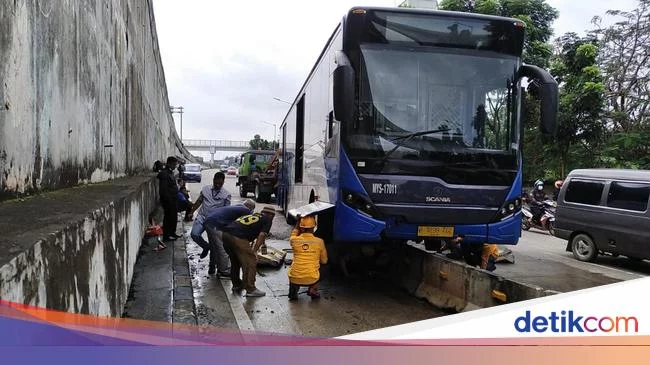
left=170, top=105, right=184, bottom=141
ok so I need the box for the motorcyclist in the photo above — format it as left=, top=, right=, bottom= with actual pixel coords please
left=529, top=180, right=548, bottom=224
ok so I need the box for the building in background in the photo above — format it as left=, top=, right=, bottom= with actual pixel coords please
left=398, top=0, right=438, bottom=9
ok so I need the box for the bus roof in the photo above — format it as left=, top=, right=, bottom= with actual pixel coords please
left=279, top=6, right=526, bottom=129
left=351, top=6, right=528, bottom=26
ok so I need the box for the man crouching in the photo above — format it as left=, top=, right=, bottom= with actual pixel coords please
left=288, top=216, right=328, bottom=300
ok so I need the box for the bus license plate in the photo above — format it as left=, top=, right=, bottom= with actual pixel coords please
left=418, top=226, right=454, bottom=237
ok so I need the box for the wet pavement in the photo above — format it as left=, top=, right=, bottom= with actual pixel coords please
left=184, top=171, right=444, bottom=336
left=122, top=210, right=196, bottom=324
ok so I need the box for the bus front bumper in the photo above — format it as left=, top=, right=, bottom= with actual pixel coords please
left=333, top=202, right=522, bottom=245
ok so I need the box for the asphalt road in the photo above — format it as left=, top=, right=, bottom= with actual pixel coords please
left=183, top=169, right=649, bottom=335
left=497, top=226, right=650, bottom=292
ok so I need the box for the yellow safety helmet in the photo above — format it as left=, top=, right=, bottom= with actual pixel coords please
left=299, top=215, right=316, bottom=229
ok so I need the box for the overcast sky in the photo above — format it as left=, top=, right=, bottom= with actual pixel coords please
left=151, top=0, right=637, bottom=159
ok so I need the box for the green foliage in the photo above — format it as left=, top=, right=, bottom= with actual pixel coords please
left=438, top=0, right=468, bottom=11
left=475, top=0, right=501, bottom=14
left=549, top=33, right=605, bottom=177
left=249, top=134, right=276, bottom=150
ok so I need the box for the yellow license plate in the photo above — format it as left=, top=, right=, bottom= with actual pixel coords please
left=417, top=226, right=454, bottom=237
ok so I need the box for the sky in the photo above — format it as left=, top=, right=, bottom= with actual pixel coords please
left=151, top=0, right=637, bottom=160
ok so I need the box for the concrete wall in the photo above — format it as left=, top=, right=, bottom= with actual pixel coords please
left=0, top=0, right=192, bottom=199
left=0, top=176, right=157, bottom=317
left=394, top=243, right=558, bottom=312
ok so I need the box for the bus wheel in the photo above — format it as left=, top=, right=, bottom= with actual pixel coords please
left=460, top=242, right=482, bottom=267
left=571, top=234, right=598, bottom=262
left=424, top=239, right=443, bottom=252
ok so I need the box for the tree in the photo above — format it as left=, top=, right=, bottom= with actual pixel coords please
left=590, top=0, right=650, bottom=168
left=549, top=33, right=605, bottom=176
left=249, top=134, right=276, bottom=150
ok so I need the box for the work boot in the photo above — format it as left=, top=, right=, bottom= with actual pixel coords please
left=199, top=248, right=209, bottom=259
left=288, top=284, right=299, bottom=301
left=245, top=288, right=266, bottom=297
left=208, top=266, right=216, bottom=275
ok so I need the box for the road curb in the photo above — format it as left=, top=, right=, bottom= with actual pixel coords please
left=172, top=220, right=198, bottom=325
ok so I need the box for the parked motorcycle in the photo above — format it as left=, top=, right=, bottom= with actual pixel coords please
left=521, top=198, right=556, bottom=235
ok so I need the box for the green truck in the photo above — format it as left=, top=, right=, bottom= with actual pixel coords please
left=236, top=150, right=278, bottom=203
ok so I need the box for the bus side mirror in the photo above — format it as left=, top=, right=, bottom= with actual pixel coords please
left=333, top=51, right=355, bottom=123
left=519, top=64, right=558, bottom=140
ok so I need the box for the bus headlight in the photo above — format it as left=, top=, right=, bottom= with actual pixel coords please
left=493, top=197, right=522, bottom=222
left=341, top=189, right=380, bottom=218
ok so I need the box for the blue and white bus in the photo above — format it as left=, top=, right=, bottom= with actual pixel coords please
left=278, top=7, right=558, bottom=254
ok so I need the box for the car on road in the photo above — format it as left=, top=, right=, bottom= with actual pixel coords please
left=219, top=164, right=228, bottom=173
left=183, top=163, right=202, bottom=183
left=554, top=169, right=650, bottom=262
left=227, top=166, right=237, bottom=176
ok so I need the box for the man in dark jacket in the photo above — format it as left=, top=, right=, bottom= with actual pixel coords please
left=158, top=156, right=182, bottom=242
left=202, top=199, right=256, bottom=276
left=222, top=206, right=276, bottom=297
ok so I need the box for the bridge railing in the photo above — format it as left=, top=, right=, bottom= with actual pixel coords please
left=182, top=140, right=250, bottom=148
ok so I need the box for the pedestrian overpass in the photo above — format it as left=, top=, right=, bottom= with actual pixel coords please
left=182, top=139, right=250, bottom=164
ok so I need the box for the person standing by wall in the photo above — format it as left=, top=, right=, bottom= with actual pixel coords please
left=157, top=156, right=182, bottom=242
left=189, top=172, right=231, bottom=274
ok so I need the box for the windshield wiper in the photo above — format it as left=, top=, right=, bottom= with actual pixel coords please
left=390, top=128, right=451, bottom=142
left=380, top=128, right=451, bottom=164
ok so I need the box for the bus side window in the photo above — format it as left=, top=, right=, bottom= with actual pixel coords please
left=326, top=111, right=338, bottom=158
left=328, top=111, right=334, bottom=139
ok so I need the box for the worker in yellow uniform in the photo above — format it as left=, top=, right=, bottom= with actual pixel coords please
left=481, top=244, right=499, bottom=271
left=287, top=216, right=328, bottom=300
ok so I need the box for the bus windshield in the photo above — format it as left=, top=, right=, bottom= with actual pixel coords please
left=343, top=45, right=520, bottom=185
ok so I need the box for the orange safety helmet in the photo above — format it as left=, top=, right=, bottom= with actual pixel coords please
left=299, top=215, right=317, bottom=229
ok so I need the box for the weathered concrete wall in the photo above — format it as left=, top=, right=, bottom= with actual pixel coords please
left=0, top=176, right=156, bottom=316
left=0, top=0, right=192, bottom=198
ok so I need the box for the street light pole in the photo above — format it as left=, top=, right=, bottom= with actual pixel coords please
left=170, top=105, right=184, bottom=141
left=260, top=121, right=277, bottom=151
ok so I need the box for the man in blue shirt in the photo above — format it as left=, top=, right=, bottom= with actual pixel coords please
left=203, top=199, right=256, bottom=276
